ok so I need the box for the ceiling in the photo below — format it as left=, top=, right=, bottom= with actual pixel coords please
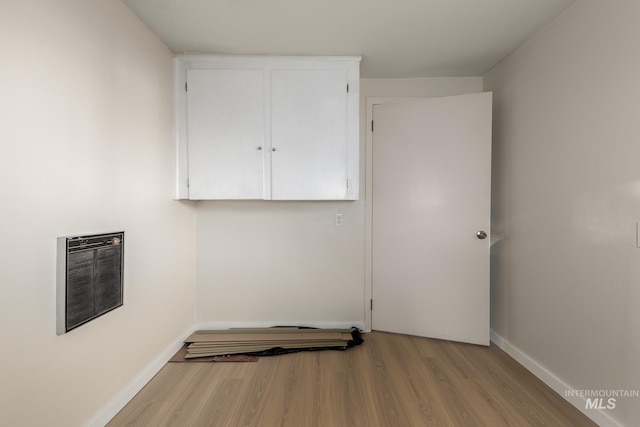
left=122, top=0, right=577, bottom=78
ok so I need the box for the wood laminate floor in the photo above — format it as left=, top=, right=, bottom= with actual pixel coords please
left=108, top=331, right=597, bottom=426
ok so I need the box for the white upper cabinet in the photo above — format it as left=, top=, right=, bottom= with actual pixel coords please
left=174, top=55, right=360, bottom=200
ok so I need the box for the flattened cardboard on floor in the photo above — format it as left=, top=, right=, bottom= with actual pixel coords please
left=181, top=327, right=363, bottom=359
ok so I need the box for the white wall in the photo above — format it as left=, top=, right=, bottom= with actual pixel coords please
left=361, top=77, right=482, bottom=98
left=485, top=1, right=640, bottom=425
left=196, top=200, right=364, bottom=326
left=0, top=1, right=196, bottom=426
left=195, top=77, right=482, bottom=329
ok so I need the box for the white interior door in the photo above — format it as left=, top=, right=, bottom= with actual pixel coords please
left=372, top=92, right=492, bottom=346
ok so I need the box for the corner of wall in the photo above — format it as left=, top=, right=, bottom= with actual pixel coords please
left=490, top=330, right=622, bottom=427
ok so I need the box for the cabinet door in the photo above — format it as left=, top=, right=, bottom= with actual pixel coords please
left=270, top=69, right=348, bottom=200
left=187, top=69, right=265, bottom=199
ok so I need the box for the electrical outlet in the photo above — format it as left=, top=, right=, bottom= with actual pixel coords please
left=335, top=213, right=344, bottom=226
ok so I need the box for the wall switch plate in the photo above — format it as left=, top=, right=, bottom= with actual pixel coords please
left=335, top=213, right=343, bottom=226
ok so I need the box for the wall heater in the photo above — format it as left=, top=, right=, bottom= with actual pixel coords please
left=56, top=232, right=124, bottom=335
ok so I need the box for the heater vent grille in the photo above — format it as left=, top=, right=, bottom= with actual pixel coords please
left=57, top=232, right=124, bottom=334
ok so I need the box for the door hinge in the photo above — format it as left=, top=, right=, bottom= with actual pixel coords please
left=346, top=179, right=350, bottom=189
left=186, top=178, right=189, bottom=188
left=371, top=121, right=374, bottom=132
left=185, top=82, right=188, bottom=92
left=347, top=83, right=349, bottom=93
left=370, top=299, right=373, bottom=311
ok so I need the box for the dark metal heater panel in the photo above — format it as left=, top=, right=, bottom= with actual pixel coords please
left=57, top=232, right=124, bottom=335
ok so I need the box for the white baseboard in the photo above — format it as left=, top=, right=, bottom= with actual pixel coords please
left=490, top=330, right=622, bottom=427
left=88, top=324, right=195, bottom=427
left=195, top=320, right=366, bottom=331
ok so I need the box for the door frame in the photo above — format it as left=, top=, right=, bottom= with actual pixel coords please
left=365, top=97, right=431, bottom=332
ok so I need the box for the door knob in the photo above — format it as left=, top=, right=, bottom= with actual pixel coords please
left=476, top=231, right=488, bottom=240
